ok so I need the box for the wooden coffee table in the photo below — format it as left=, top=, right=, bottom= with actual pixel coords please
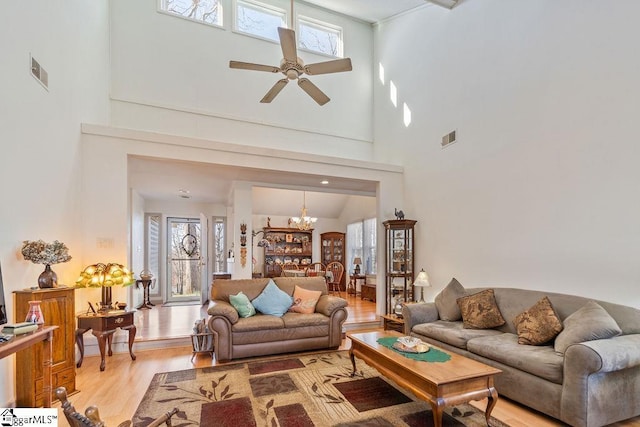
left=347, top=331, right=501, bottom=427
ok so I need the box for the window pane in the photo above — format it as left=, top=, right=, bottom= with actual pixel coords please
left=213, top=217, right=226, bottom=273
left=299, top=17, right=342, bottom=57
left=161, top=0, right=222, bottom=26
left=236, top=0, right=286, bottom=42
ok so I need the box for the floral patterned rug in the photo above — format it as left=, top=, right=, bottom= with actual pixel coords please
left=132, top=351, right=510, bottom=427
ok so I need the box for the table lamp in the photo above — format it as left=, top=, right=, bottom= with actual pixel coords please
left=413, top=268, right=431, bottom=303
left=353, top=257, right=362, bottom=274
left=75, top=263, right=134, bottom=312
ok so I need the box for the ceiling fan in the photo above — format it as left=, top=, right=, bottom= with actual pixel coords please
left=229, top=0, right=352, bottom=106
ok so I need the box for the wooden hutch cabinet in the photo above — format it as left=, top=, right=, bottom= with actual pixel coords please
left=383, top=219, right=417, bottom=315
left=14, top=287, right=76, bottom=407
left=320, top=232, right=346, bottom=290
left=262, top=227, right=313, bottom=277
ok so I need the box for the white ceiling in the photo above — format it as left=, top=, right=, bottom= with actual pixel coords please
left=128, top=1, right=432, bottom=215
left=128, top=156, right=377, bottom=217
left=302, top=0, right=428, bottom=23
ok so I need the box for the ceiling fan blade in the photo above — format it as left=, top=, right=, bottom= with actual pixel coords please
left=278, top=27, right=297, bottom=64
left=298, top=78, right=330, bottom=106
left=229, top=61, right=280, bottom=73
left=304, top=58, right=353, bottom=75
left=260, top=79, right=289, bottom=103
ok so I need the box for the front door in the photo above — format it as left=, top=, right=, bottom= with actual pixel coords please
left=167, top=217, right=202, bottom=303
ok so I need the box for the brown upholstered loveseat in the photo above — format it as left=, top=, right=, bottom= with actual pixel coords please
left=207, top=276, right=348, bottom=362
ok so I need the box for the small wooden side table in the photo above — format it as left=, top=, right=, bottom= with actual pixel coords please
left=382, top=314, right=405, bottom=333
left=135, top=279, right=155, bottom=309
left=76, top=311, right=136, bottom=371
left=348, top=274, right=366, bottom=296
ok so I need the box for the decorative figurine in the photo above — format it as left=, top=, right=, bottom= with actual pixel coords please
left=394, top=208, right=405, bottom=220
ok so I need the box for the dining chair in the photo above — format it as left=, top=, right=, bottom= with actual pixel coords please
left=325, top=261, right=344, bottom=297
left=305, top=262, right=325, bottom=276
left=281, top=262, right=299, bottom=276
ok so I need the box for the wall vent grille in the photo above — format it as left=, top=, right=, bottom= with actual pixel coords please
left=30, top=54, right=49, bottom=90
left=441, top=130, right=457, bottom=148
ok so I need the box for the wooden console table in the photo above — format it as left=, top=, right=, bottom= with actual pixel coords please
left=0, top=326, right=57, bottom=407
left=76, top=311, right=136, bottom=371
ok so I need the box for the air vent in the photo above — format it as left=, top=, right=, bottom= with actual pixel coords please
left=30, top=54, right=49, bottom=90
left=441, top=130, right=457, bottom=148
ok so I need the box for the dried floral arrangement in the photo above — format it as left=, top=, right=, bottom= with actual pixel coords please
left=21, top=240, right=72, bottom=265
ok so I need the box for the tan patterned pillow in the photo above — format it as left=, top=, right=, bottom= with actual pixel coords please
left=457, top=289, right=506, bottom=329
left=514, top=296, right=563, bottom=345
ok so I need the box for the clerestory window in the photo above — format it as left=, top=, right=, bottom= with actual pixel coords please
left=159, top=0, right=223, bottom=27
left=298, top=16, right=343, bottom=58
left=234, top=0, right=287, bottom=43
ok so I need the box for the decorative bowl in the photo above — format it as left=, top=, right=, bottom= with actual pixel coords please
left=398, top=336, right=421, bottom=348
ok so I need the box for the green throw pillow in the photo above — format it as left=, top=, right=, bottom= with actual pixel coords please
left=229, top=291, right=256, bottom=318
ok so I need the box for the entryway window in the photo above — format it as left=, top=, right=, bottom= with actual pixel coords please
left=346, top=218, right=377, bottom=275
left=167, top=217, right=202, bottom=302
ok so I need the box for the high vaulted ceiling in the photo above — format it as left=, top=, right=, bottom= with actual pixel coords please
left=129, top=1, right=439, bottom=214
left=302, top=0, right=428, bottom=23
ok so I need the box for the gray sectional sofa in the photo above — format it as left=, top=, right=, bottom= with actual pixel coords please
left=402, top=283, right=640, bottom=427
left=207, top=276, right=348, bottom=362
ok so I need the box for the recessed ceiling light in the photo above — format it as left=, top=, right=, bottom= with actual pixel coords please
left=321, top=180, right=329, bottom=185
left=178, top=189, right=191, bottom=199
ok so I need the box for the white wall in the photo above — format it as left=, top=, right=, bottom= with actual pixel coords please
left=0, top=0, right=110, bottom=407
left=109, top=0, right=374, bottom=159
left=374, top=0, right=640, bottom=305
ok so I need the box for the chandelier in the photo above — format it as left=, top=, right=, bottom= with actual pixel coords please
left=291, top=191, right=317, bottom=231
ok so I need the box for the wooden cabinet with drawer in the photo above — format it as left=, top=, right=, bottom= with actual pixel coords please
left=14, top=287, right=76, bottom=407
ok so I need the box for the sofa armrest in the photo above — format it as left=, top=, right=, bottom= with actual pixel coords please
left=207, top=300, right=239, bottom=324
left=315, top=295, right=348, bottom=317
left=402, top=302, right=439, bottom=333
left=565, top=334, right=640, bottom=374
left=561, top=334, right=640, bottom=426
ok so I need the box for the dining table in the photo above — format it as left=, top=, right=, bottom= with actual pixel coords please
left=281, top=269, right=334, bottom=283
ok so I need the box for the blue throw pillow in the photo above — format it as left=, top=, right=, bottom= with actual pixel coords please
left=252, top=280, right=293, bottom=317
left=229, top=291, right=256, bottom=318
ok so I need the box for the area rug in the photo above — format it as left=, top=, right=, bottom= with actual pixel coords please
left=132, top=351, right=509, bottom=427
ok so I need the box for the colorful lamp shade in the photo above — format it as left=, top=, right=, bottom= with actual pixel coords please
left=75, top=263, right=134, bottom=311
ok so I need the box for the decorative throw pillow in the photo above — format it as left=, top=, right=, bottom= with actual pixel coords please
left=457, top=289, right=506, bottom=329
left=554, top=301, right=622, bottom=354
left=289, top=285, right=322, bottom=314
left=434, top=278, right=466, bottom=321
left=251, top=279, right=293, bottom=317
left=229, top=291, right=256, bottom=318
left=514, top=296, right=563, bottom=345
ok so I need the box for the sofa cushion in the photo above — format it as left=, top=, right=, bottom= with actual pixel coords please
left=554, top=301, right=622, bottom=354
left=412, top=320, right=503, bottom=349
left=467, top=333, right=564, bottom=384
left=252, top=279, right=293, bottom=317
left=232, top=314, right=285, bottom=332
left=282, top=312, right=329, bottom=328
left=229, top=291, right=256, bottom=318
left=289, top=285, right=322, bottom=314
left=514, top=296, right=563, bottom=345
left=457, top=289, right=506, bottom=329
left=435, top=278, right=465, bottom=321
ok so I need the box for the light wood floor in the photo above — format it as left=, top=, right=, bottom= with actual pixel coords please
left=61, top=294, right=640, bottom=427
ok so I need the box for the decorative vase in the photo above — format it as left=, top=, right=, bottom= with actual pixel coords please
left=25, top=300, right=45, bottom=324
left=38, top=264, right=57, bottom=288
